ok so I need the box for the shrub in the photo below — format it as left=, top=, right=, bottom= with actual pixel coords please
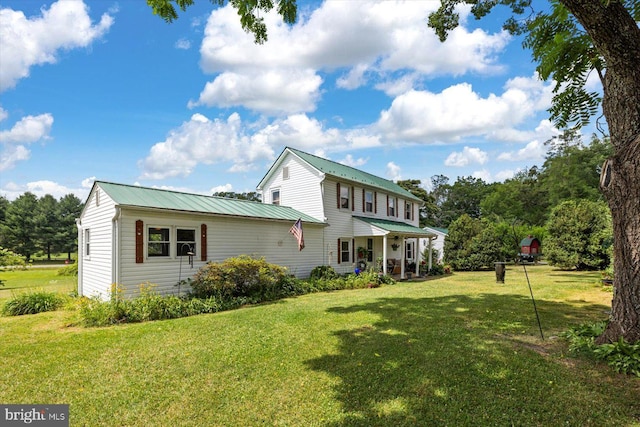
left=562, top=321, right=640, bottom=377
left=310, top=265, right=338, bottom=280
left=2, top=291, right=64, bottom=316
left=57, top=262, right=78, bottom=276
left=0, top=247, right=27, bottom=269
left=190, top=256, right=289, bottom=300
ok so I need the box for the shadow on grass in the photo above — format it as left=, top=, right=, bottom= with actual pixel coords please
left=306, top=294, right=639, bottom=426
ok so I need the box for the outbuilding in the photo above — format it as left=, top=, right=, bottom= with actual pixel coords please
left=519, top=235, right=541, bottom=262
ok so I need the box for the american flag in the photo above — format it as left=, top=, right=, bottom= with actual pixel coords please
left=289, top=219, right=305, bottom=251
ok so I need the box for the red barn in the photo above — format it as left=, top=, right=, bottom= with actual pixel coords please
left=520, top=236, right=541, bottom=262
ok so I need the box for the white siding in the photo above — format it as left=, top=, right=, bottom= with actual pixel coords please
left=262, top=154, right=325, bottom=221
left=78, top=187, right=116, bottom=299
left=117, top=209, right=325, bottom=298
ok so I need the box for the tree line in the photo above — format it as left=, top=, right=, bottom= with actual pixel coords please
left=397, top=131, right=613, bottom=271
left=0, top=193, right=84, bottom=261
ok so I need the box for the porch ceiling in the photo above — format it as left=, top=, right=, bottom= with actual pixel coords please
left=353, top=216, right=436, bottom=238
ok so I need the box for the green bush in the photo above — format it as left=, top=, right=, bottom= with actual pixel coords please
left=562, top=321, right=640, bottom=377
left=0, top=247, right=27, bottom=269
left=57, top=262, right=78, bottom=276
left=2, top=291, right=64, bottom=316
left=310, top=265, right=338, bottom=280
left=189, top=256, right=289, bottom=300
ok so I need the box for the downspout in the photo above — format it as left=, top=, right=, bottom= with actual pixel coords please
left=112, top=207, right=121, bottom=287
left=75, top=218, right=83, bottom=296
left=382, top=234, right=388, bottom=275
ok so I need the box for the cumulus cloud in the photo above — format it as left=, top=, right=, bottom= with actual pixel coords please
left=0, top=0, right=114, bottom=91
left=339, top=154, right=368, bottom=168
left=210, top=184, right=233, bottom=193
left=0, top=179, right=92, bottom=201
left=138, top=113, right=276, bottom=180
left=0, top=113, right=54, bottom=171
left=386, top=162, right=402, bottom=181
left=497, top=140, right=547, bottom=162
left=445, top=146, right=488, bottom=167
left=376, top=74, right=554, bottom=144
left=193, top=0, right=511, bottom=115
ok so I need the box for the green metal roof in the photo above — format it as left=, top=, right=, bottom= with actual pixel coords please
left=286, top=147, right=422, bottom=202
left=424, top=226, right=448, bottom=234
left=95, top=181, right=324, bottom=224
left=354, top=216, right=435, bottom=237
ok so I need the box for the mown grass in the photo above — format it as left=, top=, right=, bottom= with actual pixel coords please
left=0, top=267, right=76, bottom=303
left=1, top=265, right=638, bottom=426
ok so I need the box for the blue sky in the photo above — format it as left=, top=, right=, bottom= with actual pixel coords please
left=0, top=0, right=601, bottom=202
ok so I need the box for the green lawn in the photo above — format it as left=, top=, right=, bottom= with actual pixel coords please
left=1, top=266, right=638, bottom=426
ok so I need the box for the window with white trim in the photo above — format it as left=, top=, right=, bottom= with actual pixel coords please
left=405, top=201, right=413, bottom=220
left=365, top=191, right=374, bottom=213
left=340, top=239, right=351, bottom=263
left=388, top=197, right=396, bottom=217
left=340, top=185, right=350, bottom=209
left=177, top=228, right=196, bottom=256
left=272, top=189, right=280, bottom=206
left=84, top=229, right=90, bottom=257
left=148, top=227, right=170, bottom=257
left=405, top=241, right=415, bottom=260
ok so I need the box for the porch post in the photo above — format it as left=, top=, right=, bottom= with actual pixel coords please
left=414, top=239, right=419, bottom=276
left=400, top=237, right=405, bottom=279
left=382, top=234, right=388, bottom=275
left=428, top=237, right=433, bottom=270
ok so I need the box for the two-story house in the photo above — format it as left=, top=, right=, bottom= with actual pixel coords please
left=257, top=147, right=435, bottom=276
left=76, top=147, right=435, bottom=300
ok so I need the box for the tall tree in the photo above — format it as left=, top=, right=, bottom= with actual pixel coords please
left=429, top=0, right=640, bottom=344
left=396, top=179, right=437, bottom=227
left=36, top=194, right=59, bottom=261
left=440, top=176, right=492, bottom=223
left=2, top=192, right=39, bottom=260
left=213, top=191, right=261, bottom=202
left=57, top=194, right=84, bottom=261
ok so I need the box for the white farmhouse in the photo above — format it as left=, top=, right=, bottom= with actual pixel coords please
left=77, top=147, right=435, bottom=299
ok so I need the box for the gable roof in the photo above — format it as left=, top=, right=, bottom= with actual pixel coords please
left=424, top=226, right=448, bottom=235
left=90, top=181, right=324, bottom=224
left=259, top=147, right=422, bottom=202
left=520, top=236, right=540, bottom=247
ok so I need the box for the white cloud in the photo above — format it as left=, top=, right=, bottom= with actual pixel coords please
left=194, top=1, right=512, bottom=115
left=0, top=113, right=53, bottom=143
left=0, top=113, right=54, bottom=171
left=0, top=0, right=114, bottom=91
left=376, top=75, right=554, bottom=144
left=0, top=179, right=91, bottom=201
left=386, top=161, right=402, bottom=181
left=339, top=154, right=368, bottom=168
left=445, top=146, right=488, bottom=167
left=210, top=184, right=233, bottom=194
left=0, top=106, right=7, bottom=122
left=497, top=139, right=547, bottom=162
left=175, top=38, right=191, bottom=50
left=471, top=169, right=492, bottom=182
left=138, top=113, right=275, bottom=180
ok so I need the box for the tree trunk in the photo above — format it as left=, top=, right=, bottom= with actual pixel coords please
left=561, top=0, right=640, bottom=343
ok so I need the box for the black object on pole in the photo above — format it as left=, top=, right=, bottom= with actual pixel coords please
left=512, top=221, right=544, bottom=340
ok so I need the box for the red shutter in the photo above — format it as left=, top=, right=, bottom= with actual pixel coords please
left=337, top=239, right=341, bottom=264
left=337, top=183, right=341, bottom=209
left=201, top=224, right=207, bottom=261
left=386, top=195, right=390, bottom=216
left=374, top=192, right=377, bottom=213
left=135, top=220, right=144, bottom=263
left=351, top=186, right=355, bottom=211
left=352, top=238, right=355, bottom=262
left=396, top=197, right=399, bottom=217
left=362, top=188, right=365, bottom=212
